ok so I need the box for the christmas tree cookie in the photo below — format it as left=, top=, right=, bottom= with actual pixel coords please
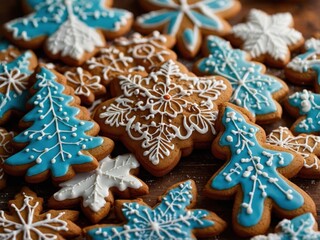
left=4, top=66, right=114, bottom=183
left=84, top=180, right=227, bottom=239
left=204, top=103, right=316, bottom=237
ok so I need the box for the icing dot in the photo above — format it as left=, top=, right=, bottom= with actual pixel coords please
left=51, top=158, right=56, bottom=164
left=36, top=158, right=41, bottom=164
left=226, top=135, right=233, bottom=142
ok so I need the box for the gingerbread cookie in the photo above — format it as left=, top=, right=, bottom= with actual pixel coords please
left=267, top=127, right=320, bottom=179
left=0, top=187, right=81, bottom=239
left=285, top=89, right=320, bottom=135
left=4, top=0, right=133, bottom=66
left=4, top=66, right=114, bottom=183
left=252, top=213, right=320, bottom=240
left=85, top=31, right=177, bottom=86
left=204, top=103, right=316, bottom=237
left=229, top=9, right=304, bottom=68
left=64, top=67, right=106, bottom=105
left=49, top=154, right=149, bottom=223
left=0, top=50, right=37, bottom=125
left=194, top=36, right=288, bottom=124
left=84, top=180, right=227, bottom=239
left=94, top=60, right=231, bottom=176
left=0, top=40, right=20, bottom=62
left=135, top=0, right=241, bottom=58
left=286, top=36, right=320, bottom=91
left=0, top=128, right=14, bottom=190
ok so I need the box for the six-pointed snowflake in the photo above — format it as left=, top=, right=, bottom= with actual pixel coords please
left=195, top=36, right=287, bottom=122
left=232, top=9, right=303, bottom=66
left=95, top=60, right=230, bottom=175
left=0, top=187, right=81, bottom=240
left=209, top=105, right=305, bottom=229
left=136, top=0, right=240, bottom=57
left=52, top=154, right=148, bottom=223
left=86, top=180, right=223, bottom=240
left=5, top=0, right=133, bottom=64
left=251, top=213, right=320, bottom=240
left=267, top=126, right=320, bottom=178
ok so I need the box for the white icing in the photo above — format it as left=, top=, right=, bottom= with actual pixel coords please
left=0, top=192, right=68, bottom=240
left=232, top=9, right=303, bottom=60
left=0, top=129, right=14, bottom=182
left=99, top=60, right=227, bottom=165
left=267, top=126, right=320, bottom=170
left=54, top=154, right=142, bottom=212
left=65, top=67, right=102, bottom=97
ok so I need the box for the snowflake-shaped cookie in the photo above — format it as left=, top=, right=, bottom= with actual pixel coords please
left=252, top=213, right=320, bottom=240
left=285, top=89, right=320, bottom=135
left=85, top=180, right=226, bottom=239
left=231, top=9, right=304, bottom=67
left=0, top=50, right=37, bottom=125
left=205, top=103, right=316, bottom=237
left=195, top=36, right=288, bottom=123
left=0, top=187, right=81, bottom=239
left=286, top=37, right=320, bottom=90
left=135, top=0, right=241, bottom=58
left=49, top=154, right=149, bottom=223
left=0, top=128, right=14, bottom=190
left=94, top=60, right=231, bottom=176
left=4, top=67, right=114, bottom=183
left=85, top=31, right=177, bottom=86
left=267, top=127, right=320, bottom=179
left=64, top=67, right=106, bottom=105
left=4, top=0, right=133, bottom=66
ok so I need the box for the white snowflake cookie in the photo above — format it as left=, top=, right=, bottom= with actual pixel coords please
left=230, top=9, right=304, bottom=67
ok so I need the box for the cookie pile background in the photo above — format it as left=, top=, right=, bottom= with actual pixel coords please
left=0, top=0, right=320, bottom=239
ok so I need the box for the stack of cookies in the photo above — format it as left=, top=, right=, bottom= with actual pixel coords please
left=0, top=0, right=319, bottom=239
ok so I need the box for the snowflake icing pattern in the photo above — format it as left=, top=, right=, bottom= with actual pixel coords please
left=210, top=106, right=304, bottom=227
left=287, top=90, right=320, bottom=134
left=86, top=180, right=214, bottom=240
left=0, top=51, right=36, bottom=122
left=0, top=188, right=80, bottom=240
left=97, top=60, right=229, bottom=168
left=232, top=9, right=303, bottom=63
left=136, top=0, right=239, bottom=56
left=196, top=36, right=286, bottom=119
left=5, top=67, right=104, bottom=179
left=5, top=0, right=133, bottom=63
left=267, top=126, right=320, bottom=175
left=252, top=213, right=320, bottom=240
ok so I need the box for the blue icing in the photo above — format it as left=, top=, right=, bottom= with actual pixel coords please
left=211, top=106, right=304, bottom=227
left=287, top=90, right=320, bottom=134
left=0, top=51, right=34, bottom=119
left=196, top=36, right=284, bottom=117
left=0, top=40, right=11, bottom=52
left=5, top=67, right=103, bottom=178
left=87, top=180, right=214, bottom=239
left=183, top=28, right=195, bottom=47
left=189, top=10, right=220, bottom=29
left=6, top=0, right=131, bottom=40
left=141, top=11, right=180, bottom=35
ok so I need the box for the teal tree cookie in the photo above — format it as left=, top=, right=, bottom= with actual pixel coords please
left=252, top=213, right=320, bottom=240
left=5, top=67, right=112, bottom=182
left=286, top=89, right=320, bottom=135
left=135, top=0, right=240, bottom=57
left=85, top=180, right=226, bottom=239
left=4, top=0, right=133, bottom=65
left=205, top=104, right=314, bottom=237
left=0, top=50, right=37, bottom=125
left=195, top=36, right=288, bottom=123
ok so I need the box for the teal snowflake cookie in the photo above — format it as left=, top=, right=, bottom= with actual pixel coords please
left=251, top=213, right=320, bottom=240
left=84, top=180, right=227, bottom=239
left=135, top=0, right=241, bottom=58
left=4, top=0, right=133, bottom=66
left=204, top=103, right=316, bottom=237
left=4, top=66, right=114, bottom=183
left=286, top=37, right=320, bottom=90
left=0, top=49, right=37, bottom=125
left=285, top=89, right=320, bottom=135
left=194, top=36, right=288, bottom=124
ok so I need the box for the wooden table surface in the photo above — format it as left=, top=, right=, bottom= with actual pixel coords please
left=0, top=0, right=320, bottom=239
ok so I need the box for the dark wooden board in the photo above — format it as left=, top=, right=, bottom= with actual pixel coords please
left=0, top=0, right=320, bottom=239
